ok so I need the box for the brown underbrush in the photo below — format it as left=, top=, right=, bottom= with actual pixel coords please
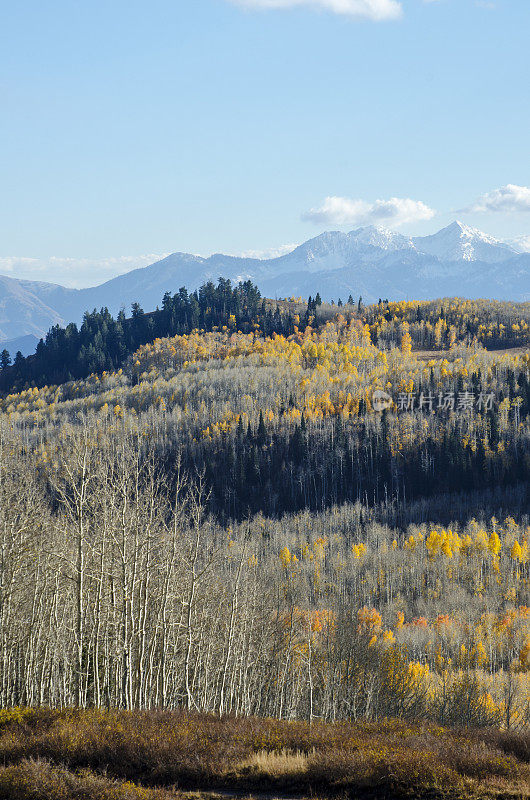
left=0, top=709, right=527, bottom=799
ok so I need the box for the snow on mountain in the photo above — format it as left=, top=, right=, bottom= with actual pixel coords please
left=509, top=235, right=530, bottom=254
left=413, top=221, right=517, bottom=264
left=267, top=231, right=355, bottom=275
left=255, top=227, right=415, bottom=279
left=0, top=222, right=529, bottom=347
left=348, top=225, right=414, bottom=251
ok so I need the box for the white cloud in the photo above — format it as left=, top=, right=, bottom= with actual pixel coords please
left=228, top=0, right=402, bottom=21
left=302, top=195, right=436, bottom=227
left=468, top=184, right=530, bottom=214
left=0, top=254, right=168, bottom=289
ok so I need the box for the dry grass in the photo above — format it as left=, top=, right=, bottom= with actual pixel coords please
left=0, top=758, right=197, bottom=800
left=237, top=748, right=312, bottom=777
left=0, top=709, right=527, bottom=799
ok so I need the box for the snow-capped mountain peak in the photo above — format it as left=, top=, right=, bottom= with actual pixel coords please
left=348, top=225, right=414, bottom=251
left=261, top=227, right=416, bottom=277
left=413, top=221, right=516, bottom=263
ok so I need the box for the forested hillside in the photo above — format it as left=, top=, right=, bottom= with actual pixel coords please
left=365, top=297, right=530, bottom=351
left=0, top=281, right=529, bottom=729
left=0, top=279, right=295, bottom=392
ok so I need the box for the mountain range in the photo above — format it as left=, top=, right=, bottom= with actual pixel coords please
left=1, top=221, right=528, bottom=356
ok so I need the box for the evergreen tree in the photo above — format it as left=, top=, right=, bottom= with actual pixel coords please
left=0, top=350, right=11, bottom=371
left=257, top=411, right=267, bottom=446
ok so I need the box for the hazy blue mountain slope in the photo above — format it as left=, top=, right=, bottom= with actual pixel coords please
left=0, top=334, right=40, bottom=358
left=0, top=276, right=67, bottom=342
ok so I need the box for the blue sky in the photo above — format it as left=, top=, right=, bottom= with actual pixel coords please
left=1, top=0, right=529, bottom=286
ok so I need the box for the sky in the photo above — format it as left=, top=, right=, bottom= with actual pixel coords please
left=1, top=0, right=529, bottom=287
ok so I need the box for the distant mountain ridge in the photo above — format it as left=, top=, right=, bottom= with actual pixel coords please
left=1, top=221, right=529, bottom=352
left=0, top=334, right=40, bottom=358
